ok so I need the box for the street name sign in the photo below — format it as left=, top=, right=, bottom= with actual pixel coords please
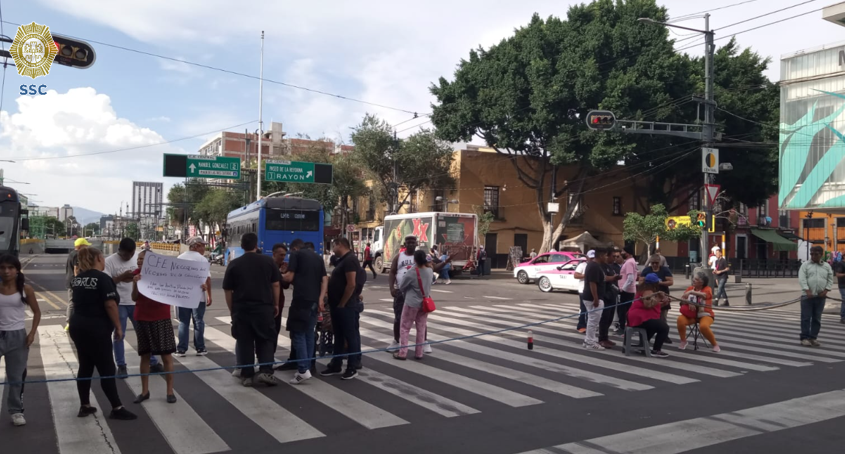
left=265, top=160, right=333, bottom=184
left=186, top=156, right=240, bottom=179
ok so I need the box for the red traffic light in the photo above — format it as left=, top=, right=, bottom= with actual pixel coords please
left=52, top=34, right=96, bottom=69
left=585, top=110, right=616, bottom=130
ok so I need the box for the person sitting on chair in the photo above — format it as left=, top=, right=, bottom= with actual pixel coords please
left=677, top=272, right=720, bottom=352
left=625, top=273, right=670, bottom=357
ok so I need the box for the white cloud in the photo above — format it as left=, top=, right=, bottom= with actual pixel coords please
left=147, top=116, right=171, bottom=122
left=0, top=88, right=180, bottom=213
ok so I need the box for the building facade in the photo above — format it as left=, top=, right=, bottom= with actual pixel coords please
left=59, top=205, right=73, bottom=222
left=132, top=181, right=164, bottom=218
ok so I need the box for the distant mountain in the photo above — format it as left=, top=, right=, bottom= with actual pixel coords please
left=72, top=207, right=106, bottom=225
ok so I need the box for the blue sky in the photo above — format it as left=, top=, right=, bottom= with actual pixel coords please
left=1, top=0, right=842, bottom=214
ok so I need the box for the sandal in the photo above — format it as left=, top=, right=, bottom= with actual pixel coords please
left=392, top=353, right=407, bottom=361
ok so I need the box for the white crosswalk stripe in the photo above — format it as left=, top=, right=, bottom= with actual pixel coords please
left=11, top=300, right=845, bottom=452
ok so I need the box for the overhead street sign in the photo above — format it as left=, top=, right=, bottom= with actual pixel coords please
left=265, top=160, right=333, bottom=184
left=705, top=184, right=721, bottom=206
left=186, top=156, right=241, bottom=179
left=702, top=148, right=719, bottom=174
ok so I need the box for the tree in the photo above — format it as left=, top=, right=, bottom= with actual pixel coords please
left=331, top=152, right=370, bottom=229
left=475, top=208, right=495, bottom=244
left=623, top=203, right=702, bottom=260
left=352, top=114, right=454, bottom=214
left=195, top=188, right=242, bottom=234
left=167, top=179, right=209, bottom=232
left=83, top=222, right=100, bottom=236
left=124, top=223, right=140, bottom=241
left=431, top=2, right=692, bottom=252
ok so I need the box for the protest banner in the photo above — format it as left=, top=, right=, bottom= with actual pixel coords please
left=138, top=251, right=210, bottom=308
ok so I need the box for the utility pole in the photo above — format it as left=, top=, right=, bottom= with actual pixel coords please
left=549, top=160, right=557, bottom=251
left=700, top=13, right=716, bottom=271
left=256, top=31, right=265, bottom=202
left=390, top=129, right=399, bottom=215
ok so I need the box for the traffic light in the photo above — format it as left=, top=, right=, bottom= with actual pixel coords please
left=585, top=110, right=616, bottom=130
left=52, top=34, right=96, bottom=69
left=697, top=212, right=706, bottom=228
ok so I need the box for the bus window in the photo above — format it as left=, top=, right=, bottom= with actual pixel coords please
left=265, top=211, right=320, bottom=231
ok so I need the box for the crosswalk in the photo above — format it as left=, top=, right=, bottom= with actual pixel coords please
left=3, top=300, right=845, bottom=453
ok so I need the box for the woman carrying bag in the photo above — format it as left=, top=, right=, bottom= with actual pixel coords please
left=394, top=250, right=434, bottom=360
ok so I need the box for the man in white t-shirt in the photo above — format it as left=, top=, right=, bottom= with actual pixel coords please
left=573, top=251, right=593, bottom=333
left=176, top=236, right=213, bottom=356
left=709, top=246, right=720, bottom=270
left=107, top=238, right=160, bottom=378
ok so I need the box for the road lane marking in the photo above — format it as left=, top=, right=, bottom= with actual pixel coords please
left=38, top=325, right=123, bottom=454
left=516, top=389, right=845, bottom=454
left=122, top=343, right=229, bottom=454
left=29, top=283, right=61, bottom=310
left=484, top=296, right=512, bottom=300
left=430, top=289, right=453, bottom=293
left=203, top=326, right=408, bottom=430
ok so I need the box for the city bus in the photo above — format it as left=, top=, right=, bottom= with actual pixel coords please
left=0, top=186, right=26, bottom=257
left=225, top=195, right=324, bottom=263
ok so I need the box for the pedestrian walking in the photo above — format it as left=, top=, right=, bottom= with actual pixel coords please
left=582, top=248, right=607, bottom=350
left=321, top=238, right=363, bottom=380
left=69, top=247, right=137, bottom=421
left=388, top=235, right=452, bottom=352
left=438, top=249, right=452, bottom=284
left=176, top=236, right=212, bottom=357
left=64, top=238, right=90, bottom=331
left=282, top=239, right=327, bottom=384
left=0, top=254, right=41, bottom=426
left=799, top=246, right=834, bottom=347
left=223, top=233, right=282, bottom=387
left=598, top=248, right=622, bottom=349
left=130, top=250, right=177, bottom=404
left=476, top=246, right=488, bottom=278
left=530, top=249, right=537, bottom=259
left=106, top=238, right=161, bottom=378
left=713, top=248, right=730, bottom=306
left=616, top=245, right=638, bottom=334
left=363, top=242, right=377, bottom=279
left=394, top=250, right=432, bottom=360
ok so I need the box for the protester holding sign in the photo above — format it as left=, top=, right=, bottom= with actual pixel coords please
left=176, top=237, right=213, bottom=357
left=131, top=250, right=177, bottom=404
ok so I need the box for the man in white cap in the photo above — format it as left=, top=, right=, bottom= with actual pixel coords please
left=176, top=236, right=213, bottom=356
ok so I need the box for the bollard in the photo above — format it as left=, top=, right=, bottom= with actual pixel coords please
left=735, top=260, right=743, bottom=284
left=746, top=282, right=752, bottom=305
left=685, top=264, right=691, bottom=280
left=527, top=330, right=534, bottom=350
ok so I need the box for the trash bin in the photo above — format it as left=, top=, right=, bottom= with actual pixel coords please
left=484, top=257, right=492, bottom=275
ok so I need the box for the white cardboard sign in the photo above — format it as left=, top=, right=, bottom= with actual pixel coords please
left=138, top=252, right=209, bottom=308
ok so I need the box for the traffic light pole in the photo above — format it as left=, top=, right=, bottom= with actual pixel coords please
left=700, top=15, right=716, bottom=281
left=256, top=31, right=265, bottom=202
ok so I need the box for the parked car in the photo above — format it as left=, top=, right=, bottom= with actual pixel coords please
left=536, top=258, right=586, bottom=293
left=514, top=251, right=585, bottom=284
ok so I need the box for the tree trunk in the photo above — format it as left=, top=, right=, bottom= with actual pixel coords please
left=538, top=176, right=586, bottom=254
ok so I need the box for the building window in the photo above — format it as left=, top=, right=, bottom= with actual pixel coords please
left=689, top=188, right=700, bottom=211
left=612, top=197, right=622, bottom=216
left=484, top=186, right=500, bottom=219
left=779, top=210, right=790, bottom=229
left=410, top=191, right=418, bottom=213
left=758, top=202, right=768, bottom=218
left=739, top=203, right=748, bottom=216
left=433, top=190, right=445, bottom=212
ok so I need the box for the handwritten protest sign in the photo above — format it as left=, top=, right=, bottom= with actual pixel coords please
left=138, top=252, right=210, bottom=308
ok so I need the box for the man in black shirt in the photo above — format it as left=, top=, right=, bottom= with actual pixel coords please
left=580, top=248, right=607, bottom=350
left=598, top=248, right=622, bottom=348
left=223, top=232, right=282, bottom=387
left=321, top=238, right=363, bottom=380
left=283, top=239, right=327, bottom=384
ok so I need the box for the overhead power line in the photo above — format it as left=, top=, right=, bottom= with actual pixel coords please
left=716, top=0, right=820, bottom=31
left=670, top=0, right=761, bottom=23
left=3, top=120, right=256, bottom=161
left=0, top=19, right=421, bottom=115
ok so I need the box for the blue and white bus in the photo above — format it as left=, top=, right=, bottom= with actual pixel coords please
left=225, top=195, right=324, bottom=263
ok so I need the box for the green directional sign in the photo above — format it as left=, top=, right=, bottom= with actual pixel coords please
left=186, top=156, right=241, bottom=179
left=265, top=160, right=333, bottom=184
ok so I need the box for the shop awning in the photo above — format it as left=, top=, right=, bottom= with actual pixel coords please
left=750, top=228, right=798, bottom=251
left=780, top=230, right=801, bottom=241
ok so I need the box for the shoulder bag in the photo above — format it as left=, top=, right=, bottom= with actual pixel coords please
left=416, top=267, right=436, bottom=313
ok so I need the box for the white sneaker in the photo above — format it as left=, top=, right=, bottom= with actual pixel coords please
left=423, top=344, right=433, bottom=354
left=232, top=369, right=242, bottom=378
left=582, top=342, right=605, bottom=351
left=387, top=341, right=400, bottom=352
left=256, top=373, right=280, bottom=386
left=290, top=370, right=312, bottom=385
left=11, top=413, right=25, bottom=426
left=678, top=341, right=688, bottom=350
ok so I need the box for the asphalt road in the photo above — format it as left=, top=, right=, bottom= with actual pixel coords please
left=3, top=254, right=845, bottom=454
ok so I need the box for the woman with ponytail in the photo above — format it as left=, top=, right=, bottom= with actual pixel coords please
left=0, top=254, right=40, bottom=426
left=69, top=247, right=137, bottom=421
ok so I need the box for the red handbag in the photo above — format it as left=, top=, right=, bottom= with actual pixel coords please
left=416, top=267, right=436, bottom=313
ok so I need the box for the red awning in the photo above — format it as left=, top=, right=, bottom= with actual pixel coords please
left=324, top=227, right=341, bottom=237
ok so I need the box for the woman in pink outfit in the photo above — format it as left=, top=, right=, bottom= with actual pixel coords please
left=394, top=250, right=432, bottom=360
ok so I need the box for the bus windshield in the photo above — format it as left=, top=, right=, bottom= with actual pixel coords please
left=0, top=205, right=18, bottom=251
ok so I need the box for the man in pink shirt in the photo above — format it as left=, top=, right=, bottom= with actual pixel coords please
left=616, top=246, right=639, bottom=334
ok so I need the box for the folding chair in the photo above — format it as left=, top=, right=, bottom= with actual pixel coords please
left=686, top=320, right=710, bottom=351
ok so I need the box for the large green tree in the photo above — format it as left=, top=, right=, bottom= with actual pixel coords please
left=195, top=188, right=242, bottom=233
left=167, top=179, right=209, bottom=232
left=351, top=114, right=454, bottom=214
left=431, top=1, right=691, bottom=251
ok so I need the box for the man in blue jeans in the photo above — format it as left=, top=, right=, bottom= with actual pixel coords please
left=282, top=239, right=327, bottom=384
left=798, top=246, right=834, bottom=347
left=106, top=238, right=160, bottom=377
left=176, top=237, right=212, bottom=356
